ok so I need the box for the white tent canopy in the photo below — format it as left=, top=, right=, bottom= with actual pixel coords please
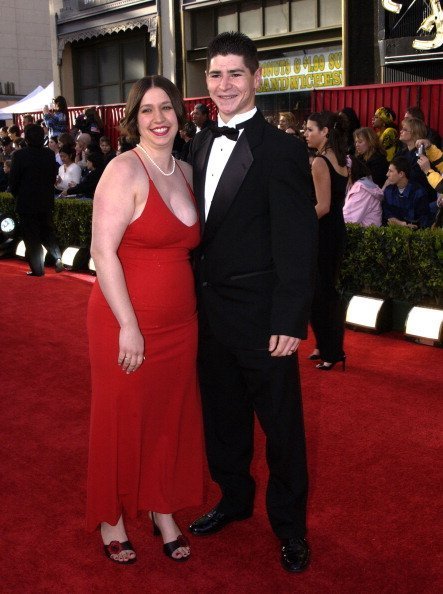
left=0, top=82, right=54, bottom=118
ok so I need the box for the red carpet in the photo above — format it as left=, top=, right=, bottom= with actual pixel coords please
left=1, top=259, right=441, bottom=593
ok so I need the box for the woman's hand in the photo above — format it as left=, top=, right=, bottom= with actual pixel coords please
left=417, top=154, right=431, bottom=173
left=118, top=324, right=145, bottom=374
left=415, top=138, right=431, bottom=149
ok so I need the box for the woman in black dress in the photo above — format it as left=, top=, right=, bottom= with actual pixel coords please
left=304, top=111, right=349, bottom=370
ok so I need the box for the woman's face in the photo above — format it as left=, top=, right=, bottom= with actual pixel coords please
left=372, top=114, right=384, bottom=129
left=48, top=139, right=59, bottom=152
left=399, top=120, right=413, bottom=145
left=278, top=116, right=288, bottom=131
left=304, top=119, right=327, bottom=150
left=59, top=151, right=72, bottom=165
left=136, top=86, right=178, bottom=149
left=100, top=140, right=111, bottom=154
left=354, top=135, right=369, bottom=156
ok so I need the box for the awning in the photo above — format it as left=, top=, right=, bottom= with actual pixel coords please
left=0, top=83, right=54, bottom=116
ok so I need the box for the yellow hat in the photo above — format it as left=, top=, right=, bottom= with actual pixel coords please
left=375, top=107, right=394, bottom=125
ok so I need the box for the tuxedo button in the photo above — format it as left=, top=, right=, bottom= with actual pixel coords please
left=202, top=281, right=211, bottom=287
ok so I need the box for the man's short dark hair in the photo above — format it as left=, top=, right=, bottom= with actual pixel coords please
left=207, top=31, right=259, bottom=75
left=24, top=124, right=45, bottom=148
left=8, top=125, right=21, bottom=136
left=406, top=106, right=425, bottom=121
left=391, top=155, right=411, bottom=179
left=194, top=103, right=209, bottom=116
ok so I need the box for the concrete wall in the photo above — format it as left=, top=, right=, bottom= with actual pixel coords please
left=0, top=0, right=53, bottom=97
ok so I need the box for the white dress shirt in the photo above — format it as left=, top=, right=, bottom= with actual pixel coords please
left=204, top=107, right=257, bottom=220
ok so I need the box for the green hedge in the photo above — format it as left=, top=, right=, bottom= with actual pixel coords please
left=0, top=192, right=92, bottom=249
left=1, top=192, right=442, bottom=304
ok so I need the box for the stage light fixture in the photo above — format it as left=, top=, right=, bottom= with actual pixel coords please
left=0, top=213, right=20, bottom=257
left=88, top=257, right=96, bottom=273
left=61, top=246, right=92, bottom=272
left=405, top=306, right=443, bottom=346
left=345, top=295, right=391, bottom=333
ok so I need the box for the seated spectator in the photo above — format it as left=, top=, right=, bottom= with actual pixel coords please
left=1, top=137, right=15, bottom=158
left=0, top=126, right=9, bottom=139
left=339, top=106, right=361, bottom=154
left=191, top=103, right=214, bottom=132
left=58, top=132, right=75, bottom=150
left=354, top=127, right=389, bottom=188
left=383, top=156, right=430, bottom=229
left=372, top=107, right=398, bottom=162
left=99, top=136, right=116, bottom=167
left=43, top=96, right=69, bottom=138
left=278, top=112, right=297, bottom=135
left=178, top=122, right=196, bottom=161
left=395, top=117, right=434, bottom=200
left=23, top=114, right=34, bottom=127
left=72, top=107, right=104, bottom=145
left=116, top=135, right=135, bottom=155
left=55, top=144, right=82, bottom=192
left=48, top=136, right=62, bottom=165
left=405, top=106, right=441, bottom=149
left=61, top=151, right=104, bottom=199
left=265, top=115, right=277, bottom=126
left=75, top=133, right=92, bottom=170
left=343, top=157, right=383, bottom=227
left=416, top=138, right=443, bottom=221
left=8, top=125, right=22, bottom=147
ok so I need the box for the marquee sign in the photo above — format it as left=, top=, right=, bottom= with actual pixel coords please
left=257, top=48, right=343, bottom=94
left=382, top=0, right=443, bottom=50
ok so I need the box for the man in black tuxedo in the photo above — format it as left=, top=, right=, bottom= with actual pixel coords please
left=188, top=32, right=318, bottom=573
left=10, top=124, right=63, bottom=276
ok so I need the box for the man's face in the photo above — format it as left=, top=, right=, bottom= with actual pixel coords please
left=206, top=54, right=260, bottom=123
left=386, top=164, right=402, bottom=186
left=191, top=110, right=206, bottom=128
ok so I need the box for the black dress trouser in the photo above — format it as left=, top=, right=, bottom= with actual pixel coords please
left=19, top=212, right=61, bottom=275
left=197, top=311, right=308, bottom=540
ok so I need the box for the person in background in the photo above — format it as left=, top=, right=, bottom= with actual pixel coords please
left=43, top=96, right=69, bottom=139
left=8, top=125, right=22, bottom=147
left=191, top=103, right=214, bottom=132
left=188, top=31, right=317, bottom=574
left=383, top=156, right=430, bottom=229
left=278, top=112, right=297, bottom=135
left=75, top=133, right=92, bottom=170
left=73, top=107, right=104, bottom=145
left=38, top=119, right=49, bottom=146
left=415, top=137, right=443, bottom=222
left=55, top=144, right=82, bottom=192
left=58, top=132, right=75, bottom=150
left=405, top=105, right=441, bottom=149
left=0, top=126, right=9, bottom=139
left=372, top=107, right=398, bottom=162
left=99, top=136, right=116, bottom=167
left=9, top=124, right=63, bottom=276
left=304, top=110, right=348, bottom=371
left=178, top=121, right=196, bottom=161
left=339, top=106, right=361, bottom=154
left=264, top=114, right=277, bottom=126
left=22, top=114, right=34, bottom=127
left=353, top=127, right=389, bottom=188
left=48, top=136, right=62, bottom=166
left=116, top=135, right=135, bottom=155
left=1, top=137, right=15, bottom=159
left=343, top=156, right=383, bottom=227
left=62, top=151, right=104, bottom=199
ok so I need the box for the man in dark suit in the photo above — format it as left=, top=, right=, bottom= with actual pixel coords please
left=188, top=32, right=318, bottom=573
left=9, top=124, right=63, bottom=276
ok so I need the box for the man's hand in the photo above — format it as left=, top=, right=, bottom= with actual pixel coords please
left=269, top=335, right=301, bottom=357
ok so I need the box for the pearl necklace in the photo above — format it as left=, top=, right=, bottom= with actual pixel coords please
left=136, top=143, right=176, bottom=176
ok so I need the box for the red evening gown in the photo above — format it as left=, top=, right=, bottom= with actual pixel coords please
left=86, top=156, right=204, bottom=531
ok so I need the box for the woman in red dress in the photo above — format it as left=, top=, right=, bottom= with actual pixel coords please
left=87, top=76, right=204, bottom=564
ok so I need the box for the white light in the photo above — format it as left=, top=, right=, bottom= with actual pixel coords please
left=0, top=217, right=15, bottom=233
left=405, top=307, right=443, bottom=342
left=382, top=0, right=401, bottom=14
left=15, top=240, right=26, bottom=257
left=61, top=246, right=80, bottom=266
left=346, top=296, right=385, bottom=329
left=88, top=257, right=96, bottom=272
left=15, top=241, right=47, bottom=259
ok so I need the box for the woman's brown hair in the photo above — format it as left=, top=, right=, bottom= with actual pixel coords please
left=120, top=76, right=187, bottom=142
left=353, top=127, right=386, bottom=160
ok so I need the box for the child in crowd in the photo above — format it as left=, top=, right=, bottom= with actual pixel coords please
left=99, top=136, right=116, bottom=167
left=383, top=156, right=430, bottom=228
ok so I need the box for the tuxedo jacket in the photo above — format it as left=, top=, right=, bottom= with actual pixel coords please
left=190, top=110, right=318, bottom=350
left=10, top=146, right=58, bottom=215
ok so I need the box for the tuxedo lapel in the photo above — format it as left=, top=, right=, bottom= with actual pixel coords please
left=193, top=130, right=214, bottom=233
left=202, top=132, right=253, bottom=244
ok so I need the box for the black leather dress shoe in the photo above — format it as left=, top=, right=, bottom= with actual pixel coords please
left=281, top=537, right=310, bottom=573
left=188, top=507, right=252, bottom=536
left=54, top=259, right=65, bottom=273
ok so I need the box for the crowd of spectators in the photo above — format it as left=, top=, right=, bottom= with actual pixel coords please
left=1, top=97, right=442, bottom=229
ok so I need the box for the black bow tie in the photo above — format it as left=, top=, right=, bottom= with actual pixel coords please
left=211, top=126, right=240, bottom=141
